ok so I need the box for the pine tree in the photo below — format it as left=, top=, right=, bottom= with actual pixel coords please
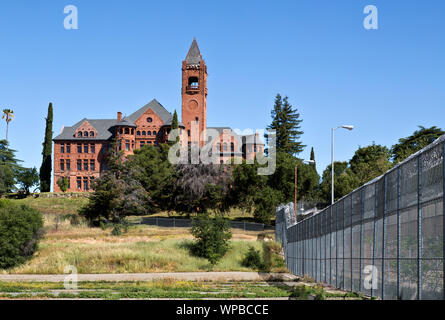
left=281, top=96, right=305, bottom=155
left=266, top=94, right=282, bottom=154
left=267, top=94, right=305, bottom=156
left=39, top=103, right=53, bottom=192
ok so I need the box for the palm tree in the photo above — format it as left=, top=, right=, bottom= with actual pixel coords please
left=2, top=109, right=14, bottom=141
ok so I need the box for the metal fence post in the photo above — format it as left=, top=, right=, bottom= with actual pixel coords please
left=397, top=166, right=401, bottom=299
left=336, top=203, right=338, bottom=288
left=417, top=154, right=422, bottom=300
left=382, top=175, right=387, bottom=299
left=443, top=141, right=445, bottom=300
left=350, top=196, right=353, bottom=292
left=371, top=182, right=378, bottom=299
left=325, top=209, right=328, bottom=284
left=359, top=188, right=364, bottom=293
left=343, top=200, right=345, bottom=290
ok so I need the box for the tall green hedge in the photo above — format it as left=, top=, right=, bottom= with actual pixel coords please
left=0, top=200, right=44, bottom=269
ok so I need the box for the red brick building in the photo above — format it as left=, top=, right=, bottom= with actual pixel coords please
left=53, top=39, right=264, bottom=192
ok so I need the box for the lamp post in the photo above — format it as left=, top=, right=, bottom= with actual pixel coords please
left=295, top=159, right=316, bottom=220
left=331, top=125, right=354, bottom=205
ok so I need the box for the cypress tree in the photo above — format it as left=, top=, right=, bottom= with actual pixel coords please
left=171, top=110, right=180, bottom=144
left=310, top=147, right=316, bottom=169
left=39, top=103, right=53, bottom=192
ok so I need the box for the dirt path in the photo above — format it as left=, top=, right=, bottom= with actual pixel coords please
left=0, top=272, right=297, bottom=282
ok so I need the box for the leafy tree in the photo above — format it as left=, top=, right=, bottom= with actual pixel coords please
left=319, top=161, right=359, bottom=203
left=56, top=176, right=69, bottom=193
left=350, top=143, right=392, bottom=186
left=190, top=213, right=232, bottom=265
left=229, top=159, right=269, bottom=215
left=0, top=140, right=21, bottom=195
left=174, top=163, right=232, bottom=216
left=266, top=94, right=305, bottom=156
left=128, top=144, right=175, bottom=212
left=252, top=185, right=282, bottom=224
left=39, top=103, right=53, bottom=192
left=0, top=200, right=44, bottom=269
left=391, top=126, right=444, bottom=163
left=2, top=109, right=14, bottom=141
left=16, top=167, right=39, bottom=195
left=79, top=143, right=151, bottom=225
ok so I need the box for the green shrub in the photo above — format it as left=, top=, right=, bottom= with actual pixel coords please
left=0, top=200, right=44, bottom=269
left=190, top=214, right=232, bottom=265
left=290, top=285, right=326, bottom=300
left=242, top=246, right=265, bottom=270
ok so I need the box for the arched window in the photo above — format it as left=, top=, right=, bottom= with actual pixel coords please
left=188, top=77, right=199, bottom=88
left=83, top=131, right=88, bottom=137
left=89, top=131, right=94, bottom=137
left=147, top=117, right=153, bottom=123
left=137, top=131, right=141, bottom=136
left=152, top=131, right=157, bottom=136
left=142, top=131, right=146, bottom=136
left=119, top=128, right=123, bottom=134
left=147, top=131, right=152, bottom=136
left=216, top=143, right=221, bottom=151
left=231, top=143, right=234, bottom=152
left=223, top=143, right=228, bottom=152
left=125, top=128, right=129, bottom=134
left=77, top=132, right=82, bottom=138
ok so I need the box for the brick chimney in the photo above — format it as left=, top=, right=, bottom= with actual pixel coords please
left=117, top=112, right=122, bottom=122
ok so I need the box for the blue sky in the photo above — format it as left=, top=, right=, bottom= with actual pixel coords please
left=0, top=0, right=444, bottom=179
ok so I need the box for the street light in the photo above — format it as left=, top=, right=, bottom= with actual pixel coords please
left=331, top=125, right=354, bottom=205
left=295, top=159, right=316, bottom=219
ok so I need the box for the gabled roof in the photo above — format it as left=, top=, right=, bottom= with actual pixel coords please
left=128, top=99, right=173, bottom=124
left=128, top=99, right=184, bottom=127
left=185, top=38, right=202, bottom=65
left=53, top=119, right=117, bottom=141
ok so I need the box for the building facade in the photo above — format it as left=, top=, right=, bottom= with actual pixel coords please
left=53, top=39, right=264, bottom=192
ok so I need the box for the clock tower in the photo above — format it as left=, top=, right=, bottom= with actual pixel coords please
left=181, top=38, right=207, bottom=147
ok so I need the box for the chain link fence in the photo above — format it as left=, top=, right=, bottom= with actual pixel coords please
left=276, top=135, right=445, bottom=300
left=139, top=217, right=271, bottom=232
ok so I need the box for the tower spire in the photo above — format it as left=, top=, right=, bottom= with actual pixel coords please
left=185, top=38, right=202, bottom=65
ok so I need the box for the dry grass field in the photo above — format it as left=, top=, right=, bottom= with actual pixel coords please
left=3, top=197, right=285, bottom=275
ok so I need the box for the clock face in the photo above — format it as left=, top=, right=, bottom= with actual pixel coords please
left=188, top=100, right=198, bottom=111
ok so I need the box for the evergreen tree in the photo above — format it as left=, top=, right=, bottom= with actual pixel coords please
left=266, top=94, right=305, bottom=156
left=170, top=109, right=180, bottom=144
left=0, top=140, right=22, bottom=194
left=39, top=103, right=53, bottom=192
left=310, top=147, right=316, bottom=169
